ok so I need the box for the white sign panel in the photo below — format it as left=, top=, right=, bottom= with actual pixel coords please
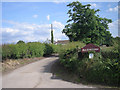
left=89, top=53, right=94, bottom=59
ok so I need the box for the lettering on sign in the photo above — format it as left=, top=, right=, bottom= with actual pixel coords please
left=82, top=48, right=99, bottom=51
left=81, top=43, right=100, bottom=53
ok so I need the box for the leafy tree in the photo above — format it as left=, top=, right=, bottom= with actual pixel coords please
left=17, top=40, right=25, bottom=44
left=51, top=30, right=54, bottom=44
left=62, top=1, right=113, bottom=45
left=51, top=24, right=54, bottom=44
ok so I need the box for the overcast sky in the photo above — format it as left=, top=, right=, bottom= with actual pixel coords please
left=1, top=1, right=119, bottom=44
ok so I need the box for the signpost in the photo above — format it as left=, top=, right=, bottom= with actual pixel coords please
left=81, top=43, right=100, bottom=53
left=89, top=53, right=94, bottom=59
left=81, top=43, right=100, bottom=59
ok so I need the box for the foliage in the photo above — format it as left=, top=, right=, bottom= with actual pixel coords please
left=112, top=37, right=120, bottom=49
left=27, top=42, right=45, bottom=58
left=17, top=40, right=25, bottom=44
left=51, top=29, right=54, bottom=44
left=63, top=1, right=113, bottom=45
left=59, top=42, right=85, bottom=71
left=0, top=46, right=2, bottom=61
left=43, top=43, right=53, bottom=56
left=2, top=42, right=54, bottom=60
left=60, top=41, right=85, bottom=51
left=51, top=24, right=54, bottom=44
left=2, top=44, right=16, bottom=59
left=51, top=44, right=62, bottom=53
left=59, top=42, right=120, bottom=86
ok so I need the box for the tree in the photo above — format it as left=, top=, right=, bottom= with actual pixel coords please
left=51, top=24, right=54, bottom=44
left=62, top=1, right=113, bottom=45
left=17, top=40, right=25, bottom=44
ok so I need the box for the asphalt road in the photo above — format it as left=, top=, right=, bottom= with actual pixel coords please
left=2, top=56, right=95, bottom=88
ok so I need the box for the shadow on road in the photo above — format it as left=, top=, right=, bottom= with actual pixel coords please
left=42, top=59, right=59, bottom=73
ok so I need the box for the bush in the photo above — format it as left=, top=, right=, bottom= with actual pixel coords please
left=43, top=43, right=53, bottom=56
left=51, top=44, right=62, bottom=53
left=27, top=42, right=45, bottom=58
left=59, top=41, right=85, bottom=72
left=59, top=42, right=120, bottom=86
left=0, top=46, right=1, bottom=61
left=2, top=42, right=54, bottom=60
left=14, top=43, right=28, bottom=59
left=2, top=44, right=15, bottom=59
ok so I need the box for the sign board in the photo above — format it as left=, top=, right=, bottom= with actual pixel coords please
left=89, top=53, right=94, bottom=59
left=81, top=43, right=100, bottom=53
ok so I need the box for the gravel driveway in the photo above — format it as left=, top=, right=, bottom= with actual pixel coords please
left=2, top=56, right=95, bottom=88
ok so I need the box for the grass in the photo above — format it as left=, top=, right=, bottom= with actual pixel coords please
left=100, top=46, right=114, bottom=51
left=2, top=57, right=45, bottom=75
left=51, top=59, right=120, bottom=89
left=51, top=60, right=80, bottom=83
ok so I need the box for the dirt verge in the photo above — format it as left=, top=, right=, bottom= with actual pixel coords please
left=1, top=57, right=45, bottom=75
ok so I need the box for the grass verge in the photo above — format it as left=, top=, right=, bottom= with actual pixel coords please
left=1, top=57, right=45, bottom=75
left=51, top=60, right=120, bottom=89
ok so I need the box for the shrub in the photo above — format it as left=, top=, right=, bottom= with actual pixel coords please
left=51, top=44, right=62, bottom=53
left=59, top=41, right=85, bottom=72
left=43, top=43, right=53, bottom=56
left=14, top=43, right=28, bottom=59
left=0, top=46, right=1, bottom=61
left=59, top=42, right=120, bottom=86
left=2, top=44, right=16, bottom=60
left=27, top=42, right=45, bottom=58
left=2, top=42, right=53, bottom=60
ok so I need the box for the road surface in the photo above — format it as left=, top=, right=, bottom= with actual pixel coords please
left=2, top=56, right=95, bottom=88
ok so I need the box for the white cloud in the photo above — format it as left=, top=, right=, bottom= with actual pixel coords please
left=47, top=15, right=50, bottom=21
left=2, top=28, right=19, bottom=36
left=108, top=8, right=113, bottom=11
left=51, top=21, right=67, bottom=41
left=90, top=3, right=97, bottom=7
left=2, top=20, right=68, bottom=44
left=32, top=14, right=38, bottom=18
left=89, top=3, right=101, bottom=9
left=53, top=0, right=66, bottom=4
left=108, top=6, right=118, bottom=12
left=52, top=21, right=64, bottom=30
left=108, top=20, right=118, bottom=37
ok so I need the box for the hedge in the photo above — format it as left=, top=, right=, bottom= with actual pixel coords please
left=2, top=42, right=54, bottom=60
left=59, top=42, right=120, bottom=87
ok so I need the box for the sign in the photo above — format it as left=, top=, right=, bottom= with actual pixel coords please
left=89, top=53, right=94, bottom=59
left=81, top=43, right=100, bottom=53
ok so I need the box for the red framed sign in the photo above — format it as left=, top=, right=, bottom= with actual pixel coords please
left=81, top=43, right=100, bottom=53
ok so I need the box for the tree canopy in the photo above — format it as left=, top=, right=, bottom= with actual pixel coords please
left=62, top=1, right=113, bottom=45
left=17, top=40, right=25, bottom=44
